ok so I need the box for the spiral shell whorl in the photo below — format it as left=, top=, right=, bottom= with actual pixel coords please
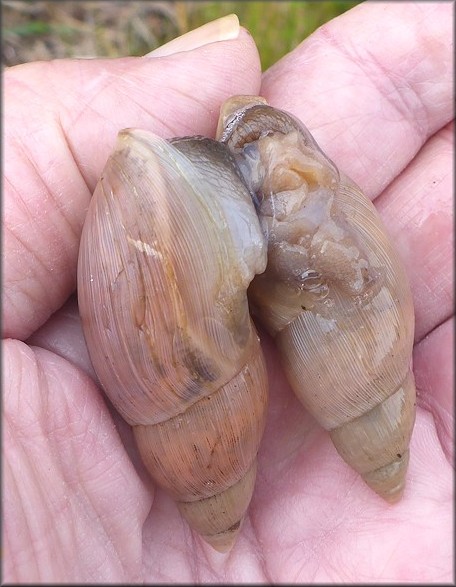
left=133, top=335, right=267, bottom=551
left=77, top=128, right=269, bottom=551
left=277, top=313, right=416, bottom=500
left=330, top=371, right=416, bottom=501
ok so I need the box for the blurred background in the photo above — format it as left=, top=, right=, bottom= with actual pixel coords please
left=2, top=1, right=361, bottom=69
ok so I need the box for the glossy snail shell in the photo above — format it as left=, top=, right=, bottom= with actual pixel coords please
left=77, top=131, right=268, bottom=552
left=217, top=96, right=416, bottom=502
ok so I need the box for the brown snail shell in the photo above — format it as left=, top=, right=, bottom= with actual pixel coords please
left=77, top=130, right=269, bottom=551
left=217, top=96, right=416, bottom=502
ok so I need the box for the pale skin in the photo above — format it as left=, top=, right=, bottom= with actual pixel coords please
left=3, top=2, right=453, bottom=582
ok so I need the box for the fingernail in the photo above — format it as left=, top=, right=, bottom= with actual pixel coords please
left=145, top=14, right=240, bottom=58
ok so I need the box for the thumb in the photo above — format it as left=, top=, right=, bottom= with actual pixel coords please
left=4, top=16, right=261, bottom=341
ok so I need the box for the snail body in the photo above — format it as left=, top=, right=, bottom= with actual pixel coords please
left=218, top=96, right=416, bottom=502
left=77, top=130, right=268, bottom=551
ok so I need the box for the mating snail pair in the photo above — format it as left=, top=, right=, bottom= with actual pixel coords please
left=77, top=96, right=416, bottom=552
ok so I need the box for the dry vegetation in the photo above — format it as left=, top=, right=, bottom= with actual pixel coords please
left=2, top=1, right=360, bottom=69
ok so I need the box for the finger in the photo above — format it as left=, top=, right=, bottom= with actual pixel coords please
left=4, top=26, right=262, bottom=341
left=375, top=122, right=453, bottom=342
left=413, top=318, right=454, bottom=462
left=260, top=2, right=453, bottom=342
left=26, top=295, right=96, bottom=380
left=261, top=1, right=453, bottom=198
left=3, top=339, right=152, bottom=582
left=25, top=294, right=139, bottom=462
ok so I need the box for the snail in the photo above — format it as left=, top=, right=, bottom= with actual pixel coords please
left=217, top=96, right=416, bottom=502
left=77, top=131, right=269, bottom=552
left=78, top=94, right=417, bottom=554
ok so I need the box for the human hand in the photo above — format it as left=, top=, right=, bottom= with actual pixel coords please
left=3, top=2, right=453, bottom=583
left=252, top=2, right=453, bottom=582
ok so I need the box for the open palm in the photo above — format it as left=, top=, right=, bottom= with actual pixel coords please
left=3, top=2, right=453, bottom=582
